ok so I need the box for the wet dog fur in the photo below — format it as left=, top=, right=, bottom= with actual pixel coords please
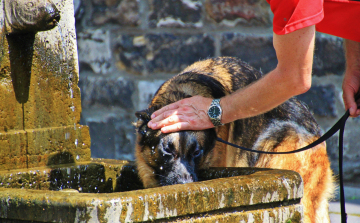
left=134, top=57, right=335, bottom=223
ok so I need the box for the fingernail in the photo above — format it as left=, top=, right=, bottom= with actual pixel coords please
left=349, top=108, right=354, bottom=115
left=148, top=122, right=156, bottom=129
left=151, top=114, right=156, bottom=119
left=350, top=107, right=356, bottom=116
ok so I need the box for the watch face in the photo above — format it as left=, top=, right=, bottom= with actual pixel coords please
left=208, top=106, right=220, bottom=118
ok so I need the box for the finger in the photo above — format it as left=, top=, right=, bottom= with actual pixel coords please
left=354, top=109, right=360, bottom=118
left=157, top=114, right=183, bottom=128
left=148, top=110, right=182, bottom=129
left=354, top=96, right=360, bottom=117
left=151, top=103, right=180, bottom=119
left=161, top=122, right=191, bottom=134
left=342, top=88, right=357, bottom=116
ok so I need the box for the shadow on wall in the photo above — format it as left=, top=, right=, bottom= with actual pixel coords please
left=47, top=151, right=76, bottom=166
left=6, top=33, right=35, bottom=104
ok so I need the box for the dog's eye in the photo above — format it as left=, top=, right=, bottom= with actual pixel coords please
left=193, top=149, right=202, bottom=158
left=162, top=144, right=175, bottom=156
left=163, top=147, right=172, bottom=155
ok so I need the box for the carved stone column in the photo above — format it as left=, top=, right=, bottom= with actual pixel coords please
left=0, top=0, right=91, bottom=170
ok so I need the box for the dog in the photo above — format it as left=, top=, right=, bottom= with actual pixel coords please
left=134, top=57, right=335, bottom=223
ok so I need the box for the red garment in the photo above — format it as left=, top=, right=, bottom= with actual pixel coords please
left=267, top=0, right=360, bottom=42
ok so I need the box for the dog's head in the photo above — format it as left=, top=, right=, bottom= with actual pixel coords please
left=135, top=108, right=217, bottom=187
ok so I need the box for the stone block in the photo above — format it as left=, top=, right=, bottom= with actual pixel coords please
left=0, top=39, right=23, bottom=132
left=221, top=33, right=276, bottom=73
left=0, top=131, right=27, bottom=170
left=313, top=35, right=345, bottom=76
left=149, top=0, right=202, bottom=28
left=78, top=76, right=135, bottom=109
left=26, top=125, right=91, bottom=167
left=221, top=33, right=345, bottom=76
left=326, top=118, right=360, bottom=184
left=77, top=29, right=112, bottom=74
left=25, top=57, right=82, bottom=128
left=205, top=0, right=271, bottom=26
left=0, top=33, right=81, bottom=130
left=114, top=33, right=215, bottom=74
left=91, top=0, right=139, bottom=26
left=0, top=124, right=91, bottom=170
left=296, top=84, right=337, bottom=117
left=81, top=114, right=136, bottom=161
left=137, top=80, right=165, bottom=110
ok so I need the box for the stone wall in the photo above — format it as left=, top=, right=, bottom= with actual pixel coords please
left=74, top=0, right=360, bottom=184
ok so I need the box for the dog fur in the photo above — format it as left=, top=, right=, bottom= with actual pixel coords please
left=134, top=57, right=335, bottom=223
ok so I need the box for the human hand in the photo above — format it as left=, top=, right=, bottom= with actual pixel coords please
left=147, top=96, right=214, bottom=133
left=342, top=70, right=360, bottom=117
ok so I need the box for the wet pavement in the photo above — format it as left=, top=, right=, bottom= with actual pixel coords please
left=329, top=186, right=360, bottom=222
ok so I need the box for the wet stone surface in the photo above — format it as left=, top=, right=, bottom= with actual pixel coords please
left=0, top=159, right=132, bottom=192
left=0, top=162, right=304, bottom=222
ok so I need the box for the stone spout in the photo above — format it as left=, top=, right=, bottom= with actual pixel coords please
left=4, top=0, right=60, bottom=34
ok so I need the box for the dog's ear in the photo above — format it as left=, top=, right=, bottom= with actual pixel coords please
left=134, top=107, right=161, bottom=147
left=134, top=108, right=152, bottom=135
left=135, top=109, right=151, bottom=125
left=134, top=107, right=161, bottom=143
left=135, top=105, right=161, bottom=126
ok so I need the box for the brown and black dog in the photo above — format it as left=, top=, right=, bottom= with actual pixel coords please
left=134, top=57, right=335, bottom=223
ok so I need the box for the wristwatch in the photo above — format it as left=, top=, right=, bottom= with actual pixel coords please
left=207, top=99, right=223, bottom=126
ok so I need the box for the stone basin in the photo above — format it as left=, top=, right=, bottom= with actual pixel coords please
left=0, top=159, right=303, bottom=222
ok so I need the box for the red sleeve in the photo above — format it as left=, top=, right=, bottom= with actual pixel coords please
left=267, top=0, right=324, bottom=35
left=316, top=0, right=360, bottom=42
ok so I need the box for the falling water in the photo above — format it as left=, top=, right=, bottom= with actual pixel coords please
left=57, top=25, right=68, bottom=62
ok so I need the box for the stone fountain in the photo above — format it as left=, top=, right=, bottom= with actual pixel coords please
left=0, top=0, right=304, bottom=222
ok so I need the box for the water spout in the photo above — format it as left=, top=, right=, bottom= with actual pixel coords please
left=4, top=0, right=60, bottom=34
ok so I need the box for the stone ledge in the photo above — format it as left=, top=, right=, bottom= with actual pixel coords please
left=166, top=204, right=303, bottom=222
left=0, top=125, right=91, bottom=170
left=0, top=161, right=303, bottom=222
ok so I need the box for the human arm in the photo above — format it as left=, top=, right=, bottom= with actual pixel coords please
left=342, top=39, right=360, bottom=117
left=148, top=25, right=316, bottom=133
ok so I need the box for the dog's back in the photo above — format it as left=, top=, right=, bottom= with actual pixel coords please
left=136, top=57, right=335, bottom=223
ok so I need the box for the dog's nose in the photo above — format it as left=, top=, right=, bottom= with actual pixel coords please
left=178, top=173, right=194, bottom=184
